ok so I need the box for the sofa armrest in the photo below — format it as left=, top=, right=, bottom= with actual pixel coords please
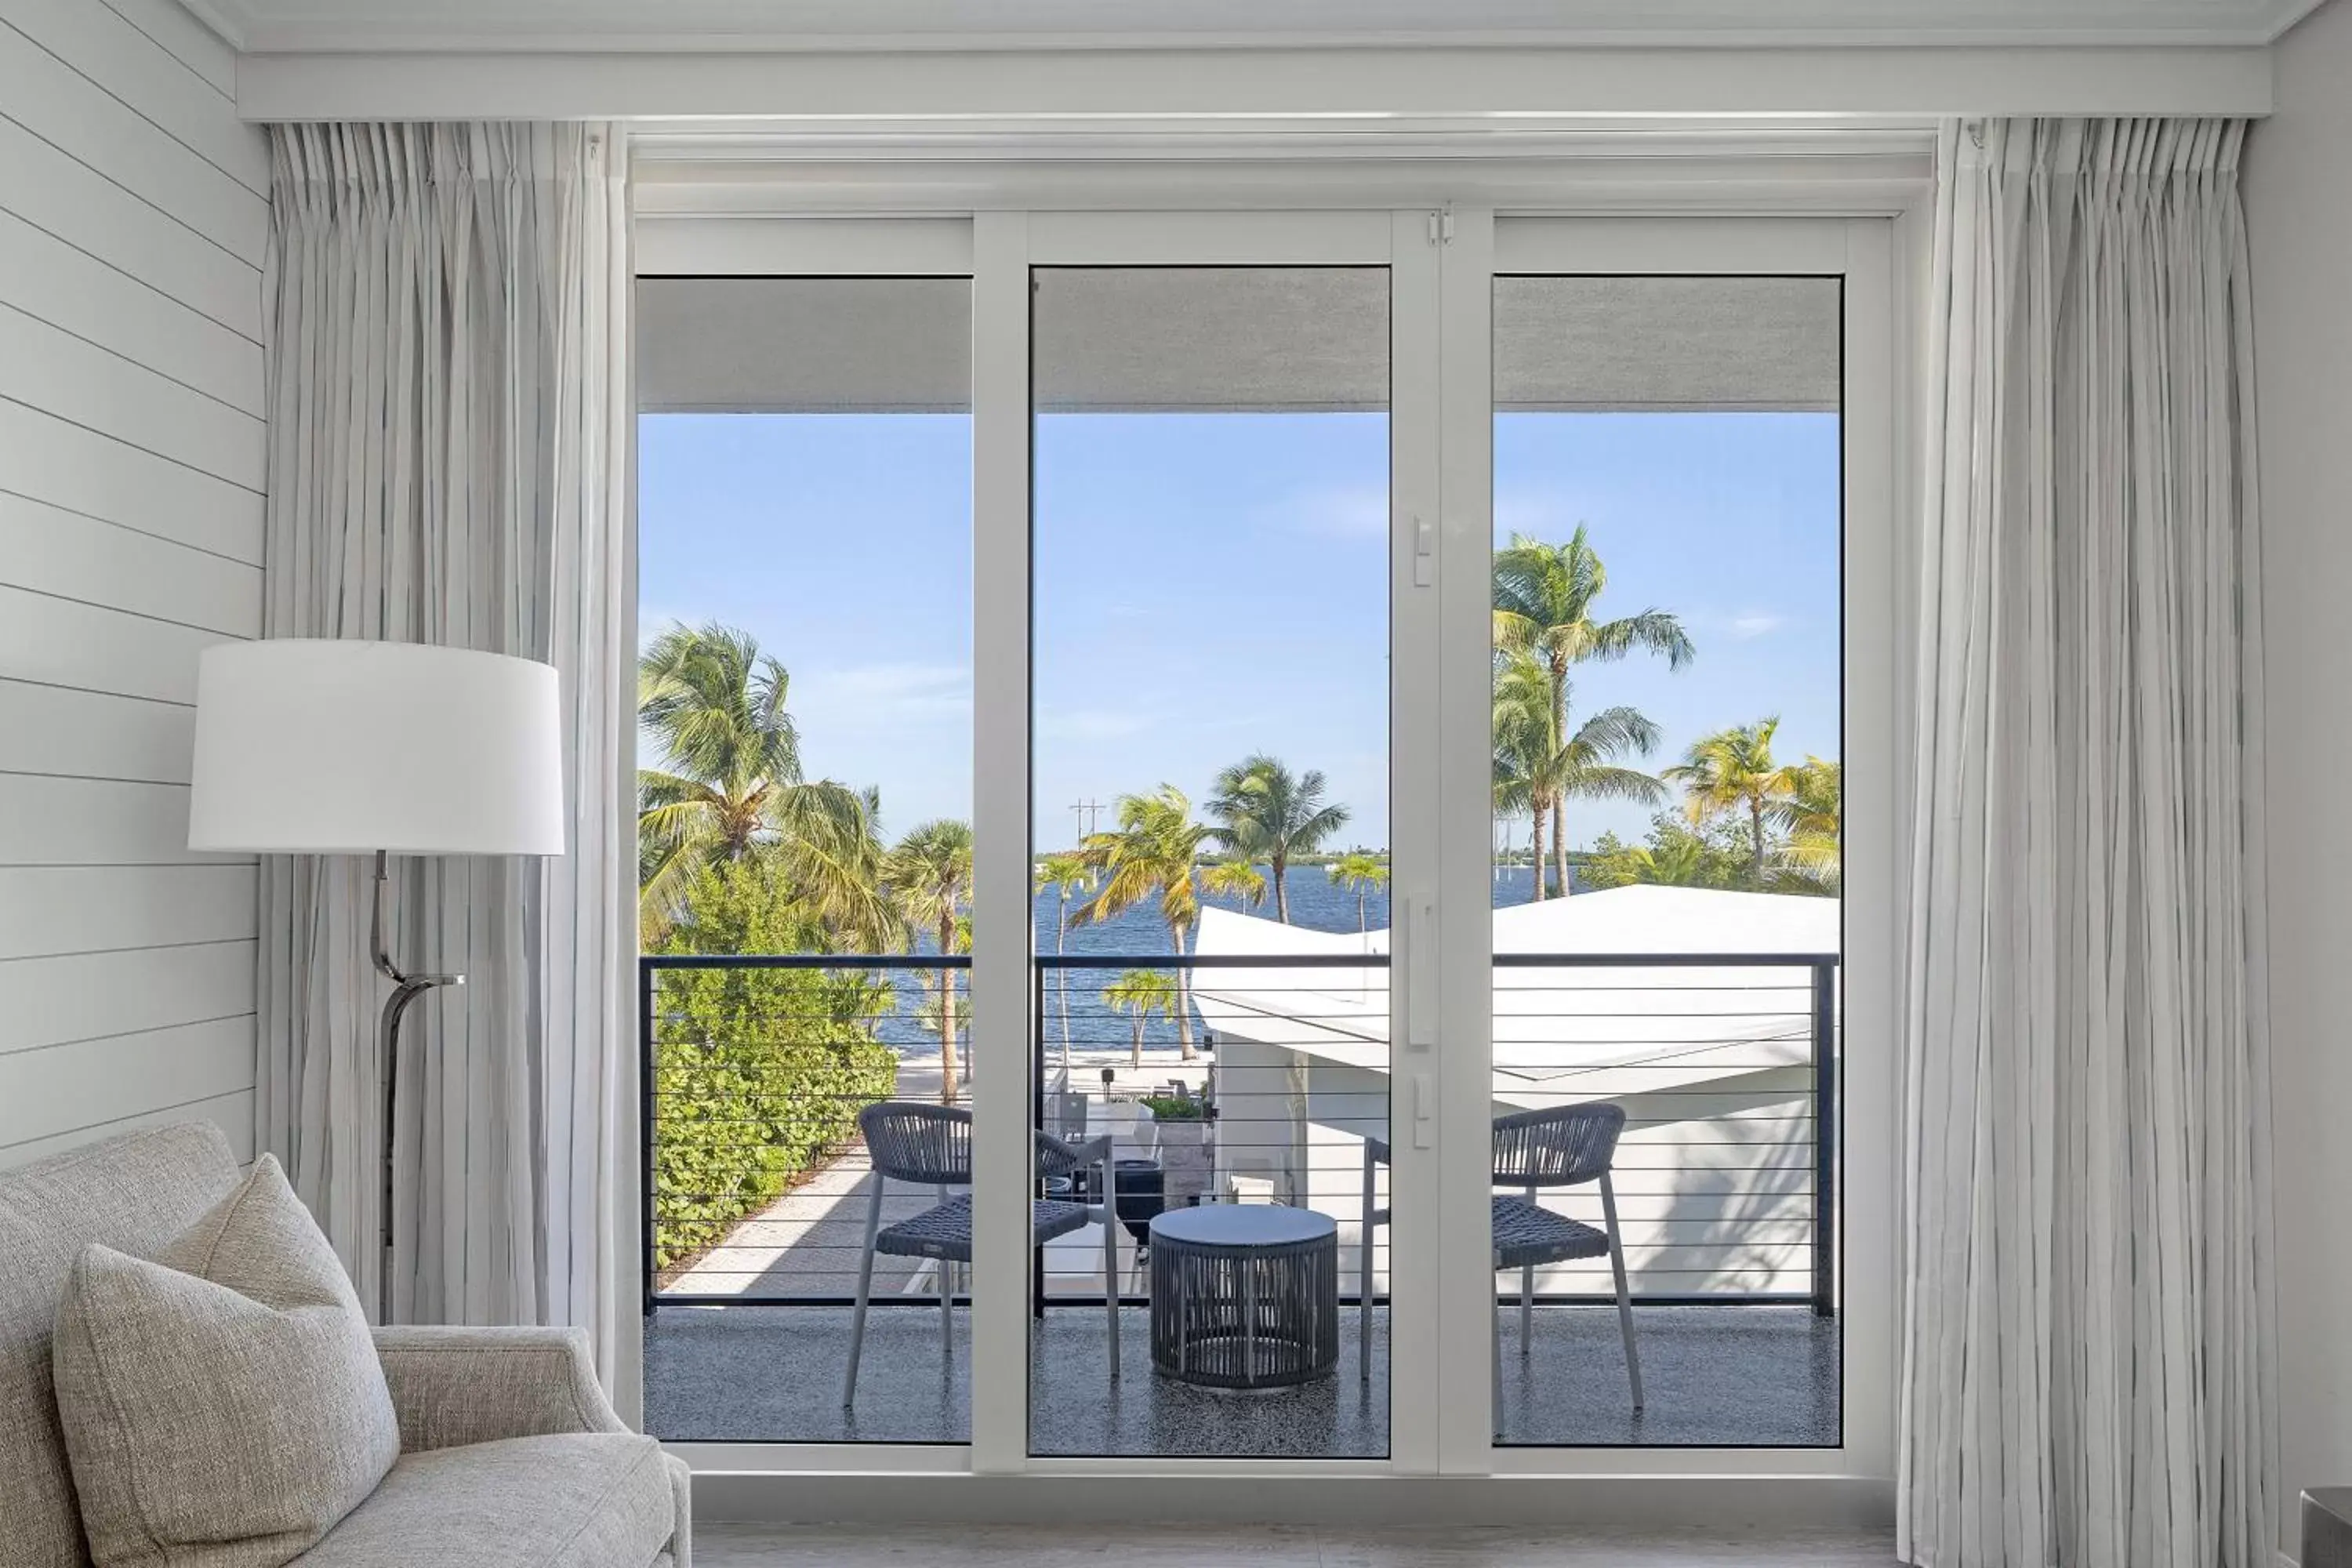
left=372, top=1325, right=627, bottom=1453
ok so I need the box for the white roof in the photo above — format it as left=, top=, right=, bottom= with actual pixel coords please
left=1191, top=885, right=1839, bottom=1107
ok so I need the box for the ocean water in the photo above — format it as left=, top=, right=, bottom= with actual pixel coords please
left=861, top=864, right=1573, bottom=1066
left=1036, top=860, right=1574, bottom=959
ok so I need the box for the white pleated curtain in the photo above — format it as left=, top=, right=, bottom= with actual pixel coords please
left=256, top=123, right=633, bottom=1369
left=1899, top=118, right=2275, bottom=1566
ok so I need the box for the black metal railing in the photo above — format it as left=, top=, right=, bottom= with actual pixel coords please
left=1037, top=949, right=1840, bottom=1317
left=1490, top=953, right=1839, bottom=1317
left=640, top=953, right=966, bottom=1313
left=640, top=949, right=1838, bottom=1318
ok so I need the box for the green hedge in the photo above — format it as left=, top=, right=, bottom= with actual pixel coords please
left=648, top=860, right=904, bottom=1274
left=651, top=1011, right=898, bottom=1272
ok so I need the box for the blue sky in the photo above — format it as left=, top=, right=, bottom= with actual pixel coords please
left=637, top=408, right=1839, bottom=852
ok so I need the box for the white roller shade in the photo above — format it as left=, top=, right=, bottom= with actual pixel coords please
left=637, top=270, right=1838, bottom=415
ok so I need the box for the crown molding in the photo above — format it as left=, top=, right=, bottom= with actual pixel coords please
left=172, top=0, right=250, bottom=50
left=2264, top=0, right=2337, bottom=36
left=232, top=44, right=2274, bottom=122
left=197, top=0, right=2335, bottom=57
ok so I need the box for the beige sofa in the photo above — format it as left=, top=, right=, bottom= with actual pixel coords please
left=0, top=1123, right=690, bottom=1568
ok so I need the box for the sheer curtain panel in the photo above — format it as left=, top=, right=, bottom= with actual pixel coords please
left=256, top=123, right=633, bottom=1371
left=1897, top=118, right=2275, bottom=1568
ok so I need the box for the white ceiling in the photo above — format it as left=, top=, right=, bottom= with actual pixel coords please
left=191, top=0, right=2327, bottom=53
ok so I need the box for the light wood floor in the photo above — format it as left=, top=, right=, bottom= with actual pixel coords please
left=698, top=1523, right=1903, bottom=1566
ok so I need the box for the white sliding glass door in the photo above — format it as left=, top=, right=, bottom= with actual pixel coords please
left=633, top=208, right=1893, bottom=1483
left=635, top=262, right=976, bottom=1448
left=988, top=214, right=1438, bottom=1464
left=1434, top=216, right=1895, bottom=1471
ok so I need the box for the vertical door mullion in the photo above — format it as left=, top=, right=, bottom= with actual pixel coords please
left=970, top=210, right=1033, bottom=1475
left=1435, top=206, right=1498, bottom=1472
left=1838, top=214, right=1896, bottom=1475
left=1385, top=208, right=1443, bottom=1475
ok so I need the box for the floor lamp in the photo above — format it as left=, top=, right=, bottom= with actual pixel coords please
left=187, top=639, right=565, bottom=1322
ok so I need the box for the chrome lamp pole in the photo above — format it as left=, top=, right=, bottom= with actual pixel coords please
left=371, top=848, right=463, bottom=1324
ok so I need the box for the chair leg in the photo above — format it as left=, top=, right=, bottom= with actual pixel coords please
left=1102, top=1162, right=1121, bottom=1381
left=1359, top=1148, right=1375, bottom=1383
left=1519, top=1262, right=1534, bottom=1358
left=1519, top=1182, right=1537, bottom=1357
left=841, top=1176, right=885, bottom=1408
left=1490, top=1279, right=1504, bottom=1439
left=1600, top=1172, right=1643, bottom=1410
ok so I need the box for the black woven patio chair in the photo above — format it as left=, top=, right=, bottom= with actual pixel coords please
left=841, top=1100, right=1118, bottom=1406
left=1357, top=1102, right=1642, bottom=1422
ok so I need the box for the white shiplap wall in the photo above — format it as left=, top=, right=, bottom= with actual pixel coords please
left=0, top=0, right=267, bottom=1169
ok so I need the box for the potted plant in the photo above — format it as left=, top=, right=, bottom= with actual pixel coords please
left=1140, top=1092, right=1214, bottom=1207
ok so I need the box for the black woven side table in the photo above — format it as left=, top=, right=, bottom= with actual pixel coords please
left=1148, top=1203, right=1338, bottom=1389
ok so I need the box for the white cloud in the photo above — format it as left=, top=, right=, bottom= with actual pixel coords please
left=792, top=662, right=972, bottom=728
left=1036, top=706, right=1152, bottom=742
left=1726, top=613, right=1788, bottom=641
left=1273, top=485, right=1390, bottom=540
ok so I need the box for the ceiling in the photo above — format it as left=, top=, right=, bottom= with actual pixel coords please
left=191, top=0, right=2326, bottom=53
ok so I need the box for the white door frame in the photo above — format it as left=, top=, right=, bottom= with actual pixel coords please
left=633, top=189, right=1916, bottom=1514
left=1004, top=209, right=1443, bottom=1478
left=1440, top=214, right=1900, bottom=1480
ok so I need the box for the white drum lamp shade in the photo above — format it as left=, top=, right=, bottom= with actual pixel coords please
left=188, top=640, right=565, bottom=857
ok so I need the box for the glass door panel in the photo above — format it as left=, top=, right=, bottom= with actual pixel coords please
left=1027, top=264, right=1392, bottom=1458
left=1486, top=271, right=1845, bottom=1447
left=635, top=274, right=975, bottom=1445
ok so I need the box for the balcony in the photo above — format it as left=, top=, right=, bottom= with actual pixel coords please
left=639, top=914, right=1840, bottom=1454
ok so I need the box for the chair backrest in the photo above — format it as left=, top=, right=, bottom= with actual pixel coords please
left=859, top=1102, right=1103, bottom=1186
left=1034, top=1129, right=1104, bottom=1180
left=0, top=1122, right=241, bottom=1568
left=859, top=1101, right=972, bottom=1185
left=1491, top=1103, right=1625, bottom=1188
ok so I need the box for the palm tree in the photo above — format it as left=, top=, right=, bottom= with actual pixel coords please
left=1589, top=836, right=1711, bottom=889
left=1204, top=754, right=1351, bottom=924
left=1326, top=852, right=1389, bottom=933
left=1200, top=858, right=1269, bottom=913
left=1493, top=528, right=1693, bottom=897
left=1492, top=665, right=1556, bottom=901
left=1776, top=756, right=1842, bottom=892
left=1073, top=786, right=1208, bottom=1060
left=885, top=819, right=974, bottom=1103
left=1035, top=852, right=1096, bottom=1068
left=636, top=622, right=890, bottom=945
left=1101, top=969, right=1179, bottom=1071
left=1492, top=651, right=1668, bottom=899
left=1664, top=718, right=1798, bottom=884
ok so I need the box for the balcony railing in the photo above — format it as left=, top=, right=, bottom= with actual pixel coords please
left=639, top=949, right=1837, bottom=1317
left=638, top=953, right=967, bottom=1312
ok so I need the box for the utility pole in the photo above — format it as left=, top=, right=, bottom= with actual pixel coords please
left=1070, top=798, right=1104, bottom=844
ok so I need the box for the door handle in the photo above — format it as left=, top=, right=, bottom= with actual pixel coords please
left=1405, top=894, right=1436, bottom=1048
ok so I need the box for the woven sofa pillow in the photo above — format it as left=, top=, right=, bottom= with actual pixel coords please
left=51, top=1155, right=399, bottom=1568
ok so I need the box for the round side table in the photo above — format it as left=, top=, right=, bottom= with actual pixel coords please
left=1148, top=1203, right=1338, bottom=1389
